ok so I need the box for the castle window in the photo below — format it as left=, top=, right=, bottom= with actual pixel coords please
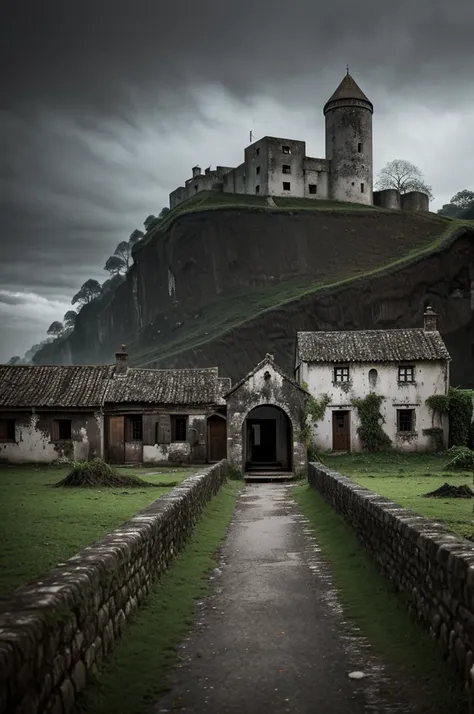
left=360, top=183, right=365, bottom=193
left=309, top=184, right=317, bottom=194
left=282, top=164, right=291, bottom=174
left=255, top=185, right=260, bottom=194
left=283, top=182, right=291, bottom=191
left=256, top=166, right=260, bottom=175
left=256, top=147, right=260, bottom=156
left=358, top=143, right=362, bottom=153
left=282, top=145, right=291, bottom=154
left=194, top=185, right=198, bottom=192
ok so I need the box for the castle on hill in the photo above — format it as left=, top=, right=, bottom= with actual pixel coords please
left=169, top=72, right=429, bottom=212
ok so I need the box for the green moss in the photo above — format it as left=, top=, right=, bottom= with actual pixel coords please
left=292, top=482, right=468, bottom=713
left=76, top=481, right=241, bottom=714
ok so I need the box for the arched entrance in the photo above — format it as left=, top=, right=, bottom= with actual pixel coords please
left=244, top=405, right=292, bottom=473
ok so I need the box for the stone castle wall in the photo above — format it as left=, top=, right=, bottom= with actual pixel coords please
left=0, top=462, right=228, bottom=714
left=308, top=463, right=474, bottom=702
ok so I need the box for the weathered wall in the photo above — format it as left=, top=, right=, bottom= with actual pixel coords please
left=0, top=411, right=103, bottom=464
left=325, top=98, right=373, bottom=204
left=308, top=463, right=474, bottom=703
left=140, top=411, right=208, bottom=464
left=401, top=191, right=430, bottom=213
left=0, top=461, right=228, bottom=714
left=226, top=358, right=307, bottom=474
left=373, top=189, right=401, bottom=210
left=300, top=360, right=449, bottom=452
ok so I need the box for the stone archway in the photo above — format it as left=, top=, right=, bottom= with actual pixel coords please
left=243, top=404, right=292, bottom=473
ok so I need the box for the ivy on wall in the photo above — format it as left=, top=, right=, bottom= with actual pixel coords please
left=422, top=427, right=444, bottom=452
left=351, top=393, right=392, bottom=452
left=300, top=384, right=331, bottom=457
left=426, top=388, right=473, bottom=448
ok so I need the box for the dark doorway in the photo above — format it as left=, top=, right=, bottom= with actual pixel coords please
left=208, top=415, right=227, bottom=462
left=332, top=411, right=350, bottom=452
left=244, top=405, right=292, bottom=472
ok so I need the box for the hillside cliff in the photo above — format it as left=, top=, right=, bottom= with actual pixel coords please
left=34, top=193, right=474, bottom=387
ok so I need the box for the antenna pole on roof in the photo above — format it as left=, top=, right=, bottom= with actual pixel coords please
left=346, top=64, right=349, bottom=75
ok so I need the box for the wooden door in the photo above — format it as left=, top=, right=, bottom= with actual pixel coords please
left=208, top=415, right=227, bottom=462
left=332, top=411, right=350, bottom=452
left=108, top=416, right=125, bottom=464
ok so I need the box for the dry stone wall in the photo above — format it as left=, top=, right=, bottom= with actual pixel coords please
left=308, top=463, right=474, bottom=702
left=0, top=461, right=228, bottom=714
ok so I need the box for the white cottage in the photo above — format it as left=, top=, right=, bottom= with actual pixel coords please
left=294, top=308, right=451, bottom=452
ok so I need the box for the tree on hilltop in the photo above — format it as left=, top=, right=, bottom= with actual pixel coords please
left=437, top=189, right=474, bottom=218
left=8, top=356, right=22, bottom=365
left=375, top=159, right=434, bottom=200
left=47, top=321, right=64, bottom=336
left=129, top=228, right=144, bottom=245
left=144, top=214, right=157, bottom=231
left=72, top=279, right=102, bottom=306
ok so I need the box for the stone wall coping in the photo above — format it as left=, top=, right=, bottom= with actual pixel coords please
left=308, top=461, right=474, bottom=704
left=0, top=462, right=228, bottom=714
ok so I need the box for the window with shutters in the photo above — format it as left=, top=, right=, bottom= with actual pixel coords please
left=0, top=419, right=15, bottom=442
left=52, top=419, right=72, bottom=441
left=171, top=415, right=187, bottom=442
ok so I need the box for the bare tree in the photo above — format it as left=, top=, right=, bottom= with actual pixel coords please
left=375, top=160, right=434, bottom=200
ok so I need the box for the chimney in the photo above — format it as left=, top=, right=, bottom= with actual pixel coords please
left=423, top=306, right=438, bottom=332
left=115, top=344, right=128, bottom=374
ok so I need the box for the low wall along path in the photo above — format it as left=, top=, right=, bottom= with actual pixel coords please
left=308, top=462, right=474, bottom=703
left=0, top=461, right=228, bottom=714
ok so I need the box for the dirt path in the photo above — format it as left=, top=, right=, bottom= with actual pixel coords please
left=154, top=483, right=424, bottom=713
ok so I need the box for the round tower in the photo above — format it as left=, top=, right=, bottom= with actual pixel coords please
left=324, top=72, right=373, bottom=205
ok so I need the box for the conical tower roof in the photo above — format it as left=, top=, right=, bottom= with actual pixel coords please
left=324, top=73, right=373, bottom=114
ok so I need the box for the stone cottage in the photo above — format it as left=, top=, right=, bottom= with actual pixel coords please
left=294, top=308, right=450, bottom=452
left=0, top=350, right=229, bottom=465
left=225, top=354, right=308, bottom=477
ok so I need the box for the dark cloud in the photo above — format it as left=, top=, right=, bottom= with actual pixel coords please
left=0, top=0, right=473, bottom=361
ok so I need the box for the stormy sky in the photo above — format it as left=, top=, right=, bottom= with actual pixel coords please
left=1, top=0, right=473, bottom=363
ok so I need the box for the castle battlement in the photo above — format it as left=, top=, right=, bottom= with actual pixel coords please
left=169, top=73, right=429, bottom=213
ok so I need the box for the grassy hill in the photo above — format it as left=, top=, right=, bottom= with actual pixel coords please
left=128, top=193, right=469, bottom=368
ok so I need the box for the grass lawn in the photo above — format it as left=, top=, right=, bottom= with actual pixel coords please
left=0, top=464, right=194, bottom=597
left=317, top=452, right=474, bottom=539
left=293, top=482, right=468, bottom=713
left=76, top=480, right=241, bottom=714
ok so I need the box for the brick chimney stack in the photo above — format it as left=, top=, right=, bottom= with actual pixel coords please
left=115, top=344, right=128, bottom=374
left=423, top=306, right=438, bottom=332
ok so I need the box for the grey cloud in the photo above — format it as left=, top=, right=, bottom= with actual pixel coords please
left=0, top=0, right=473, bottom=361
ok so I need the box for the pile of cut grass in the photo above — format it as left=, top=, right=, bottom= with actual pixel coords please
left=54, top=459, right=156, bottom=488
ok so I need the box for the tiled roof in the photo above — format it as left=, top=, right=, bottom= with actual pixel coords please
left=106, top=367, right=222, bottom=405
left=324, top=73, right=373, bottom=113
left=297, top=329, right=450, bottom=363
left=0, top=365, right=113, bottom=408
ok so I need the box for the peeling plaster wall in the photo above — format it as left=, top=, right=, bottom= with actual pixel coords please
left=226, top=361, right=307, bottom=474
left=141, top=411, right=207, bottom=464
left=144, top=441, right=192, bottom=463
left=0, top=412, right=103, bottom=464
left=300, top=360, right=449, bottom=452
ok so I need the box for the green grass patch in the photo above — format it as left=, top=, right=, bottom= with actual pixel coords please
left=292, top=482, right=468, bottom=713
left=0, top=465, right=193, bottom=596
left=321, top=452, right=474, bottom=538
left=76, top=480, right=241, bottom=714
